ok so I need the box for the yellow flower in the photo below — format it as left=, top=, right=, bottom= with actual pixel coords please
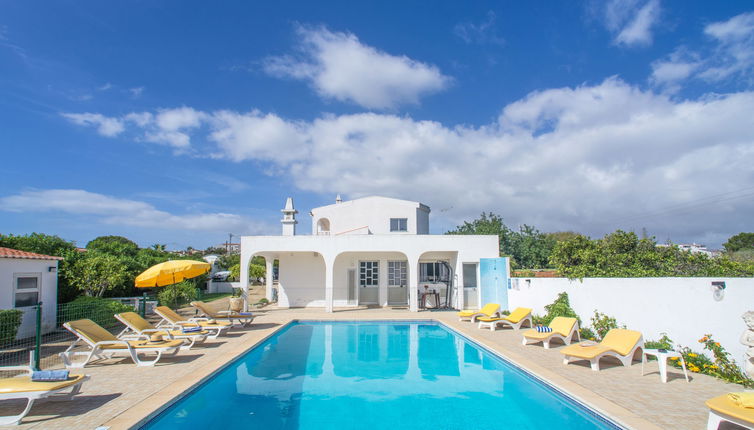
left=688, top=353, right=698, bottom=358
left=669, top=357, right=680, bottom=361
left=715, top=342, right=720, bottom=347
left=711, top=365, right=719, bottom=369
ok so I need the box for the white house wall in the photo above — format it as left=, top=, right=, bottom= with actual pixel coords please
left=277, top=253, right=325, bottom=308
left=241, top=234, right=499, bottom=312
left=311, top=196, right=429, bottom=235
left=508, top=277, right=754, bottom=366
left=0, top=258, right=59, bottom=339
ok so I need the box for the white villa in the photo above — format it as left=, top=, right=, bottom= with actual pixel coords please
left=240, top=196, right=505, bottom=312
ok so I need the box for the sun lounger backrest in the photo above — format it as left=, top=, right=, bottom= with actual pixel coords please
left=155, top=306, right=183, bottom=323
left=116, top=312, right=154, bottom=332
left=479, top=303, right=500, bottom=317
left=549, top=317, right=577, bottom=336
left=66, top=319, right=118, bottom=344
left=506, top=307, right=532, bottom=323
left=190, top=301, right=217, bottom=318
left=601, top=329, right=642, bottom=356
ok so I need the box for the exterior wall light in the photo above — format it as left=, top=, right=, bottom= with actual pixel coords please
left=711, top=281, right=726, bottom=301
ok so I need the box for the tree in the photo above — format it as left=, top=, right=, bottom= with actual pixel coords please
left=723, top=232, right=754, bottom=253
left=65, top=252, right=130, bottom=297
left=86, top=235, right=139, bottom=256
left=0, top=232, right=76, bottom=255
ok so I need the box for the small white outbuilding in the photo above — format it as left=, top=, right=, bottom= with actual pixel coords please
left=0, top=247, right=62, bottom=338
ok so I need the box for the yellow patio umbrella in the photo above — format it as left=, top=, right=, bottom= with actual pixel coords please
left=135, top=260, right=211, bottom=288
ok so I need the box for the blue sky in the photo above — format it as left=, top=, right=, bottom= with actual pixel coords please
left=1, top=0, right=753, bottom=250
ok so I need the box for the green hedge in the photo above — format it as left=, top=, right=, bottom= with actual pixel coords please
left=0, top=309, right=23, bottom=345
left=58, top=296, right=135, bottom=329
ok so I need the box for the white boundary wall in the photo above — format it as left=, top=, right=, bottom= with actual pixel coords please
left=508, top=277, right=754, bottom=365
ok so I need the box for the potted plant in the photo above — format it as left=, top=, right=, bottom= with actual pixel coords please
left=229, top=288, right=244, bottom=313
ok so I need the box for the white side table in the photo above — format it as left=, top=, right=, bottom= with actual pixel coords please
left=642, top=349, right=690, bottom=383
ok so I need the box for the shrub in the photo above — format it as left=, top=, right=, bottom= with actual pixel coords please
left=58, top=296, right=134, bottom=329
left=0, top=309, right=23, bottom=345
left=590, top=310, right=624, bottom=340
left=157, top=281, right=199, bottom=308
left=579, top=327, right=597, bottom=341
left=541, top=292, right=580, bottom=326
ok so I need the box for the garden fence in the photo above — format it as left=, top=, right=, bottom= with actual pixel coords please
left=0, top=296, right=152, bottom=370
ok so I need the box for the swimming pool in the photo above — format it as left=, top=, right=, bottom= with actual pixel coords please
left=143, top=321, right=623, bottom=429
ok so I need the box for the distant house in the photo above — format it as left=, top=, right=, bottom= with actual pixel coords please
left=0, top=247, right=62, bottom=338
left=241, top=196, right=502, bottom=312
left=658, top=243, right=720, bottom=257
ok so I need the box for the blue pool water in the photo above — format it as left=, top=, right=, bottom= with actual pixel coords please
left=143, top=321, right=621, bottom=430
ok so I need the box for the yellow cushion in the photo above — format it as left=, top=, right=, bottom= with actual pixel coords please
left=117, top=312, right=155, bottom=332
left=560, top=343, right=612, bottom=359
left=729, top=392, right=754, bottom=409
left=549, top=317, right=577, bottom=336
left=99, top=339, right=185, bottom=350
left=476, top=316, right=505, bottom=322
left=458, top=303, right=499, bottom=318
left=66, top=319, right=118, bottom=344
left=0, top=375, right=85, bottom=394
left=707, top=395, right=754, bottom=424
left=601, top=329, right=642, bottom=356
left=506, top=307, right=532, bottom=323
left=523, top=329, right=554, bottom=340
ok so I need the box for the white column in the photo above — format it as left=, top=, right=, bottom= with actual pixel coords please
left=240, top=250, right=250, bottom=312
left=265, top=257, right=274, bottom=302
left=408, top=256, right=419, bottom=312
left=379, top=259, right=388, bottom=307
left=324, top=255, right=334, bottom=313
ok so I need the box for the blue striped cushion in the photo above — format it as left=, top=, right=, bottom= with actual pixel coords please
left=536, top=326, right=553, bottom=333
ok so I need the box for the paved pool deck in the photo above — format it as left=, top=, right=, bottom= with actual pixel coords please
left=0, top=304, right=744, bottom=429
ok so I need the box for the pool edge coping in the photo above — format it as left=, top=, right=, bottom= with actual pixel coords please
left=105, top=317, right=663, bottom=430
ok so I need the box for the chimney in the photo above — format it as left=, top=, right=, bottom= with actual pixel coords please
left=336, top=194, right=342, bottom=204
left=281, top=197, right=298, bottom=236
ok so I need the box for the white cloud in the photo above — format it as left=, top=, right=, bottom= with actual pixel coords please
left=61, top=112, right=125, bottom=137
left=263, top=26, right=450, bottom=109
left=0, top=189, right=267, bottom=233
left=129, top=86, right=144, bottom=98
left=601, top=0, right=660, bottom=47
left=62, top=78, right=754, bottom=245
left=651, top=12, right=754, bottom=89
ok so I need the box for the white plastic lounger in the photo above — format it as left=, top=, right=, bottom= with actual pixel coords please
left=154, top=306, right=231, bottom=339
left=457, top=303, right=500, bottom=322
left=522, top=317, right=580, bottom=349
left=191, top=301, right=254, bottom=327
left=0, top=353, right=89, bottom=425
left=61, top=319, right=183, bottom=368
left=560, top=329, right=644, bottom=371
left=115, top=312, right=209, bottom=350
left=706, top=394, right=754, bottom=430
left=477, top=307, right=533, bottom=331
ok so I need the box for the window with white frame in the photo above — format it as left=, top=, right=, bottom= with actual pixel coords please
left=359, top=261, right=379, bottom=287
left=387, top=261, right=407, bottom=286
left=390, top=218, right=408, bottom=232
left=14, top=273, right=40, bottom=308
left=462, top=263, right=478, bottom=288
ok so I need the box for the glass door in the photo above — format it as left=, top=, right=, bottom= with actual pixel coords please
left=462, top=263, right=478, bottom=308
left=387, top=261, right=408, bottom=306
left=358, top=261, right=379, bottom=305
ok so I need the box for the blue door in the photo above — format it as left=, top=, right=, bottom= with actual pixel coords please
left=479, top=258, right=509, bottom=310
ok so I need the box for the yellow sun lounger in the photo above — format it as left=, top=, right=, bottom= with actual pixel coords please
left=154, top=306, right=231, bottom=339
left=61, top=319, right=184, bottom=368
left=522, top=317, right=580, bottom=349
left=706, top=393, right=754, bottom=430
left=561, top=328, right=644, bottom=371
left=190, top=301, right=254, bottom=327
left=457, top=303, right=500, bottom=322
left=477, top=307, right=533, bottom=331
left=115, top=312, right=209, bottom=350
left=0, top=353, right=89, bottom=425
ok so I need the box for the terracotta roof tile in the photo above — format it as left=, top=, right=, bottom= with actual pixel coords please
left=0, top=247, right=64, bottom=261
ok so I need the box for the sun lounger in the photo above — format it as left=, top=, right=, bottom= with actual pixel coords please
left=561, top=328, right=644, bottom=371
left=457, top=303, right=500, bottom=322
left=61, top=319, right=183, bottom=368
left=154, top=306, right=231, bottom=339
left=522, top=317, right=580, bottom=349
left=477, top=307, right=533, bottom=331
left=190, top=301, right=253, bottom=327
left=115, top=312, right=209, bottom=350
left=0, top=353, right=89, bottom=425
left=706, top=393, right=754, bottom=430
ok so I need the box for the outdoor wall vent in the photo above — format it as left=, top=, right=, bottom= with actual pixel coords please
left=711, top=281, right=726, bottom=301
left=48, top=266, right=57, bottom=272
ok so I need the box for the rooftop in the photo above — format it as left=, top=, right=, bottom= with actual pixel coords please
left=0, top=247, right=63, bottom=261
